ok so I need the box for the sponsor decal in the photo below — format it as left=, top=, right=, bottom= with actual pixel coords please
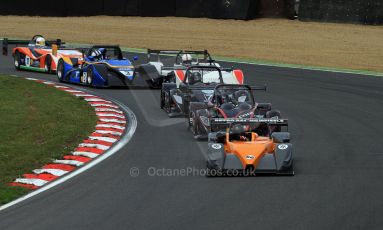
left=278, top=144, right=288, bottom=150
left=211, top=144, right=222, bottom=150
left=246, top=155, right=255, bottom=160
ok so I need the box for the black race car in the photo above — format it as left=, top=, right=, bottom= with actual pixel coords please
left=189, top=84, right=282, bottom=140
left=160, top=65, right=225, bottom=117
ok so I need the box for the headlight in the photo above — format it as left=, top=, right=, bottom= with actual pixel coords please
left=119, top=70, right=133, bottom=76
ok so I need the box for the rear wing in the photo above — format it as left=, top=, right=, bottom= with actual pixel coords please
left=211, top=118, right=288, bottom=126
left=210, top=118, right=289, bottom=135
left=147, top=49, right=211, bottom=62
left=148, top=49, right=209, bottom=55
left=2, top=38, right=64, bottom=56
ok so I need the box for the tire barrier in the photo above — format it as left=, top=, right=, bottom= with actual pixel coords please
left=299, top=0, right=383, bottom=25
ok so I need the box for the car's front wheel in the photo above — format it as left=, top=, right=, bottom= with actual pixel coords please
left=14, top=51, right=21, bottom=70
left=57, top=59, right=64, bottom=82
left=44, top=55, right=52, bottom=74
left=87, top=67, right=94, bottom=86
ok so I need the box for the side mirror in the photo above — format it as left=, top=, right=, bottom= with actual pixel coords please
left=133, top=56, right=139, bottom=61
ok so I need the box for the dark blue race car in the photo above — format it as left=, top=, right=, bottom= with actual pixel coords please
left=56, top=45, right=141, bottom=88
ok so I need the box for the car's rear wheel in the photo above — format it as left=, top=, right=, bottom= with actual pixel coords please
left=164, top=91, right=172, bottom=113
left=57, top=59, right=64, bottom=82
left=160, top=90, right=165, bottom=109
left=87, top=67, right=94, bottom=86
left=14, top=51, right=21, bottom=70
left=191, top=111, right=199, bottom=136
left=44, top=55, right=52, bottom=74
left=188, top=110, right=194, bottom=130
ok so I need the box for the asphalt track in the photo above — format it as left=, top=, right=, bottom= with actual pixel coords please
left=0, top=45, right=383, bottom=230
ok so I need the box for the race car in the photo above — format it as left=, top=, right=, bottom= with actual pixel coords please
left=57, top=45, right=143, bottom=87
left=161, top=65, right=226, bottom=117
left=2, top=35, right=83, bottom=73
left=205, top=118, right=294, bottom=176
left=189, top=84, right=280, bottom=140
left=136, top=49, right=244, bottom=88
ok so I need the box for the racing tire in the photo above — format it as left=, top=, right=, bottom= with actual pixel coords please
left=87, top=67, right=94, bottom=86
left=163, top=91, right=172, bottom=114
left=14, top=51, right=21, bottom=70
left=160, top=90, right=165, bottom=109
left=57, top=59, right=65, bottom=82
left=190, top=111, right=200, bottom=136
left=187, top=110, right=193, bottom=130
left=44, top=55, right=52, bottom=74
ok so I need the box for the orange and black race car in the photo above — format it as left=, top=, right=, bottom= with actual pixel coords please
left=206, top=118, right=294, bottom=176
left=2, top=35, right=83, bottom=73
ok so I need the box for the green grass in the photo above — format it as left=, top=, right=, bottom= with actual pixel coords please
left=0, top=76, right=97, bottom=204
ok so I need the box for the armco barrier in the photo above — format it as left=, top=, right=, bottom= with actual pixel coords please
left=299, top=0, right=383, bottom=25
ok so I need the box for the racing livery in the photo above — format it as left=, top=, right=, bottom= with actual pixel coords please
left=137, top=49, right=244, bottom=88
left=2, top=35, right=82, bottom=73
left=206, top=118, right=294, bottom=176
left=57, top=45, right=140, bottom=87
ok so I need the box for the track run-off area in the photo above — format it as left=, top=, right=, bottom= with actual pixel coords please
left=0, top=43, right=382, bottom=229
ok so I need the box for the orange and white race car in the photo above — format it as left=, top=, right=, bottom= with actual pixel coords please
left=2, top=35, right=83, bottom=73
left=136, top=49, right=244, bottom=88
left=206, top=118, right=294, bottom=176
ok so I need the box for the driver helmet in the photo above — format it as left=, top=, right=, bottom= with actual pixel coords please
left=182, top=54, right=192, bottom=65
left=235, top=90, right=250, bottom=103
left=189, top=72, right=202, bottom=85
left=91, top=49, right=103, bottom=60
left=231, top=124, right=249, bottom=141
left=36, top=37, right=46, bottom=46
left=98, top=48, right=106, bottom=59
left=218, top=92, right=230, bottom=105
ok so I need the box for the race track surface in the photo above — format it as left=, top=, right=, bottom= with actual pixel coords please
left=0, top=45, right=382, bottom=230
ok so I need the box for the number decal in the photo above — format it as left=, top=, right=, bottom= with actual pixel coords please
left=81, top=72, right=88, bottom=83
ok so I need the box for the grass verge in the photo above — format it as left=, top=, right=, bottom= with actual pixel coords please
left=0, top=76, right=97, bottom=204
